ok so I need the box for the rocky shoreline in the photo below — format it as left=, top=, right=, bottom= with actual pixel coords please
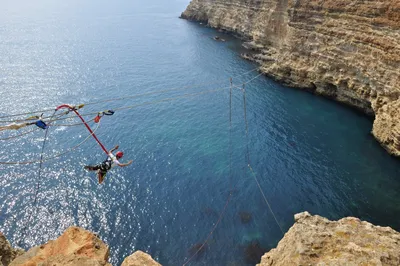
left=2, top=213, right=400, bottom=265
left=180, top=0, right=400, bottom=157
left=258, top=212, right=400, bottom=266
left=0, top=227, right=161, bottom=266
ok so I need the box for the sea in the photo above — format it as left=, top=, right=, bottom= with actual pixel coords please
left=0, top=0, right=399, bottom=265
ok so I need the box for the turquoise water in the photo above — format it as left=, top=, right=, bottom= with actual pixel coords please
left=1, top=0, right=399, bottom=265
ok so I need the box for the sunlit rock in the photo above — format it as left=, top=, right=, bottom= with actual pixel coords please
left=257, top=211, right=400, bottom=265
left=10, top=227, right=111, bottom=266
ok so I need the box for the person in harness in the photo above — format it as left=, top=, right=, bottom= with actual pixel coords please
left=84, top=145, right=133, bottom=184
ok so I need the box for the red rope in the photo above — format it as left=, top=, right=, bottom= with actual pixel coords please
left=55, top=104, right=108, bottom=155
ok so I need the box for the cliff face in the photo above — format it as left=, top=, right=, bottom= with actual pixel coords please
left=181, top=0, right=400, bottom=156
left=258, top=211, right=400, bottom=266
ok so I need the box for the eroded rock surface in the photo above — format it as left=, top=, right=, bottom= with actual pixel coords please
left=182, top=0, right=400, bottom=156
left=257, top=211, right=400, bottom=266
left=0, top=232, right=24, bottom=266
left=121, top=251, right=161, bottom=266
left=10, top=227, right=111, bottom=266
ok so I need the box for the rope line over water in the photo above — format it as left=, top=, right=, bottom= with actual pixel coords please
left=16, top=116, right=102, bottom=247
left=3, top=69, right=272, bottom=265
left=0, top=120, right=102, bottom=165
left=241, top=84, right=284, bottom=235
left=182, top=78, right=236, bottom=266
left=17, top=109, right=57, bottom=246
left=0, top=128, right=39, bottom=141
left=0, top=67, right=260, bottom=122
left=0, top=86, right=238, bottom=165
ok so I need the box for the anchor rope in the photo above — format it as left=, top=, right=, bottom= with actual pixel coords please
left=16, top=118, right=102, bottom=246
left=0, top=67, right=260, bottom=122
left=241, top=84, right=284, bottom=235
left=182, top=79, right=236, bottom=266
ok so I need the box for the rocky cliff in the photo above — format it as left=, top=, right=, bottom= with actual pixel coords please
left=1, top=227, right=160, bottom=266
left=0, top=232, right=24, bottom=266
left=181, top=0, right=400, bottom=156
left=2, top=218, right=400, bottom=265
left=257, top=211, right=400, bottom=265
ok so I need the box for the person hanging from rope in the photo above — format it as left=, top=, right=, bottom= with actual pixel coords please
left=84, top=145, right=133, bottom=184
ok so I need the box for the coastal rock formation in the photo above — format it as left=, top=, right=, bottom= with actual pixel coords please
left=0, top=232, right=24, bottom=266
left=10, top=227, right=111, bottom=266
left=257, top=211, right=400, bottom=265
left=3, top=227, right=161, bottom=266
left=121, top=251, right=161, bottom=266
left=181, top=0, right=400, bottom=156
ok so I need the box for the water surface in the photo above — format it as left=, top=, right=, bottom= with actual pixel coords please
left=1, top=1, right=399, bottom=265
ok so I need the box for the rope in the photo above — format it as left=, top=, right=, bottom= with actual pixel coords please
left=56, top=104, right=109, bottom=155
left=112, top=87, right=226, bottom=112
left=0, top=117, right=96, bottom=141
left=0, top=88, right=224, bottom=165
left=17, top=109, right=56, bottom=246
left=0, top=108, right=56, bottom=120
left=241, top=84, right=284, bottom=235
left=0, top=120, right=102, bottom=165
left=0, top=128, right=39, bottom=141
left=0, top=72, right=262, bottom=125
left=50, top=117, right=96, bottom=127
left=229, top=78, right=233, bottom=192
left=83, top=67, right=259, bottom=107
left=182, top=81, right=235, bottom=266
left=0, top=108, right=73, bottom=124
left=0, top=67, right=260, bottom=121
left=45, top=87, right=230, bottom=124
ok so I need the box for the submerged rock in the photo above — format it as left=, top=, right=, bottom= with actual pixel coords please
left=244, top=240, right=267, bottom=264
left=213, top=36, right=226, bottom=42
left=239, top=211, right=252, bottom=224
left=257, top=211, right=400, bottom=265
left=188, top=243, right=207, bottom=259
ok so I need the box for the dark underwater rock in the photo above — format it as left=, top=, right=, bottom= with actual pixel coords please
left=244, top=240, right=267, bottom=264
left=239, top=211, right=252, bottom=224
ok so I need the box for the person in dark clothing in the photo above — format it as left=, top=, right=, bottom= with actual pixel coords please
left=84, top=145, right=133, bottom=184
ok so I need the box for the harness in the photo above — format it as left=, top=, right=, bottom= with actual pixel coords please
left=100, top=156, right=113, bottom=171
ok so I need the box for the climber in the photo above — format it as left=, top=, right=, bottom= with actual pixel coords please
left=84, top=145, right=133, bottom=184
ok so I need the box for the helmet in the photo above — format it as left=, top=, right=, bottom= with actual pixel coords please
left=116, top=151, right=124, bottom=158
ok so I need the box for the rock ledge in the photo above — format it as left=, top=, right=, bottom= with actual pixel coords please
left=258, top=211, right=400, bottom=266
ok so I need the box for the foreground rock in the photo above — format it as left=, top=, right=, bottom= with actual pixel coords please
left=258, top=211, right=400, bottom=266
left=0, top=232, right=24, bottom=266
left=10, top=227, right=111, bottom=266
left=121, top=251, right=161, bottom=266
left=181, top=0, right=400, bottom=157
left=4, top=227, right=161, bottom=266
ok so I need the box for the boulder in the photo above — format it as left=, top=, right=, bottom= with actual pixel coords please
left=121, top=251, right=161, bottom=266
left=10, top=227, right=111, bottom=266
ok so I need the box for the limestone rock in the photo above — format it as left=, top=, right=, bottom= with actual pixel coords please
left=10, top=226, right=111, bottom=266
left=182, top=0, right=400, bottom=156
left=0, top=232, right=24, bottom=266
left=121, top=251, right=161, bottom=266
left=257, top=211, right=400, bottom=266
